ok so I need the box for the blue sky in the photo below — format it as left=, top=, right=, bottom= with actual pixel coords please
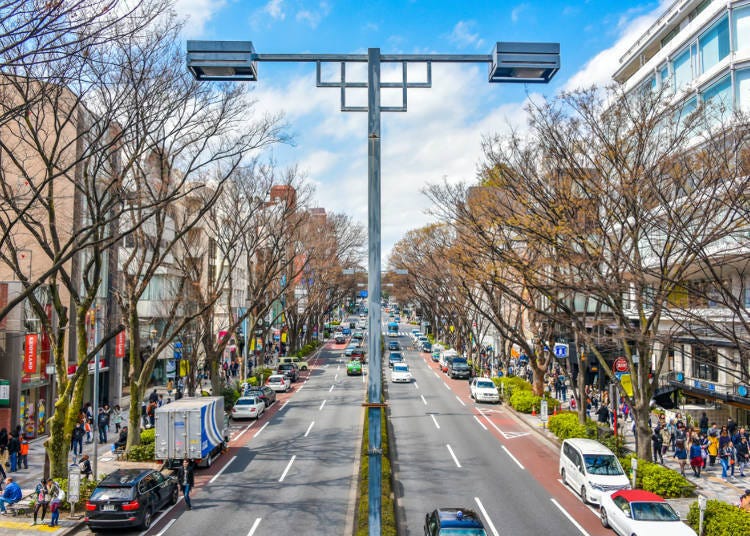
left=174, top=0, right=670, bottom=261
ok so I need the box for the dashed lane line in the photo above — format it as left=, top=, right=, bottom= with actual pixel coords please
left=247, top=517, right=262, bottom=536
left=279, top=455, right=296, bottom=482
left=473, top=415, right=488, bottom=430
left=446, top=444, right=462, bottom=468
left=501, top=445, right=525, bottom=470
left=550, top=498, right=592, bottom=536
left=430, top=414, right=440, bottom=429
left=474, top=497, right=499, bottom=536
left=209, top=455, right=237, bottom=483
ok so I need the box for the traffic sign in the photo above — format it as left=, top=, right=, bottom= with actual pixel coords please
left=613, top=357, right=629, bottom=373
left=553, top=343, right=569, bottom=359
left=540, top=399, right=548, bottom=422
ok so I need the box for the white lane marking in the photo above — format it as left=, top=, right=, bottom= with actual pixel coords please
left=233, top=422, right=255, bottom=441
left=146, top=498, right=182, bottom=536
left=474, top=497, right=499, bottom=536
left=337, top=364, right=340, bottom=370
left=473, top=415, right=488, bottom=430
left=430, top=414, right=440, bottom=429
left=209, top=455, right=237, bottom=483
left=433, top=371, right=439, bottom=379
left=281, top=400, right=290, bottom=410
left=455, top=395, right=466, bottom=406
left=279, top=455, right=296, bottom=482
left=298, top=383, right=304, bottom=391
left=362, top=372, right=366, bottom=383
left=557, top=479, right=600, bottom=517
left=305, top=421, right=315, bottom=437
left=420, top=395, right=427, bottom=405
left=319, top=399, right=327, bottom=411
left=329, top=384, right=335, bottom=392
left=255, top=422, right=269, bottom=437
left=443, top=382, right=451, bottom=390
left=501, top=445, right=525, bottom=470
left=550, top=498, right=592, bottom=536
left=446, top=444, right=462, bottom=468
left=335, top=373, right=339, bottom=381
left=414, top=382, right=419, bottom=390
left=480, top=411, right=529, bottom=440
left=247, top=517, right=262, bottom=536
left=155, top=518, right=176, bottom=536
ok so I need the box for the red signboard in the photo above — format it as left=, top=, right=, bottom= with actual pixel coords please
left=115, top=330, right=126, bottom=358
left=613, top=357, right=629, bottom=373
left=24, top=334, right=38, bottom=374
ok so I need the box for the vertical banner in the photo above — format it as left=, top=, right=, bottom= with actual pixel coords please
left=24, top=333, right=38, bottom=373
left=115, top=330, right=126, bottom=358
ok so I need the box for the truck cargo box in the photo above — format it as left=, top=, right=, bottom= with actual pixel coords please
left=154, top=396, right=227, bottom=468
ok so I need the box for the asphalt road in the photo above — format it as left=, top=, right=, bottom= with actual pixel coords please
left=387, top=328, right=609, bottom=536
left=76, top=339, right=366, bottom=536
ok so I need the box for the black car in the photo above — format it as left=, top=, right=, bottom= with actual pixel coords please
left=448, top=360, right=471, bottom=379
left=388, top=341, right=401, bottom=351
left=277, top=363, right=300, bottom=382
left=86, top=469, right=178, bottom=532
left=425, top=508, right=487, bottom=535
left=244, top=385, right=277, bottom=407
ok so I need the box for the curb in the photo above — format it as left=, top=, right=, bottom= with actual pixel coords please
left=58, top=520, right=85, bottom=535
left=501, top=403, right=562, bottom=453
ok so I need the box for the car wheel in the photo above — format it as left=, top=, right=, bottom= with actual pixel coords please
left=600, top=507, right=609, bottom=528
left=205, top=453, right=212, bottom=468
left=141, top=508, right=153, bottom=530
left=580, top=486, right=588, bottom=504
left=170, top=487, right=179, bottom=505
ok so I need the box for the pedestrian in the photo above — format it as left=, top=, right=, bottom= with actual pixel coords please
left=674, top=440, right=688, bottom=476
left=31, top=478, right=50, bottom=526
left=708, top=431, right=719, bottom=467
left=737, top=436, right=750, bottom=477
left=84, top=417, right=93, bottom=444
left=699, top=412, right=709, bottom=436
left=113, top=426, right=128, bottom=451
left=729, top=417, right=737, bottom=436
left=18, top=437, right=28, bottom=470
left=102, top=404, right=112, bottom=437
left=177, top=459, right=194, bottom=510
left=71, top=422, right=84, bottom=457
left=79, top=454, right=93, bottom=480
left=596, top=404, right=610, bottom=426
left=7, top=433, right=19, bottom=473
left=148, top=389, right=159, bottom=404
left=0, top=477, right=21, bottom=514
left=97, top=408, right=108, bottom=444
left=113, top=405, right=122, bottom=433
left=158, top=394, right=164, bottom=408
left=660, top=424, right=671, bottom=458
left=167, top=379, right=174, bottom=398
left=720, top=441, right=733, bottom=481
left=652, top=426, right=664, bottom=464
left=689, top=438, right=703, bottom=477
left=742, top=490, right=750, bottom=513
left=48, top=480, right=63, bottom=527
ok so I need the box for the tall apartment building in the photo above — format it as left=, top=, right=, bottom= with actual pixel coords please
left=614, top=0, right=750, bottom=418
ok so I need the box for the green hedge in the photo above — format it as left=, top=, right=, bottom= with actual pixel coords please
left=509, top=390, right=561, bottom=414
left=295, top=340, right=321, bottom=358
left=128, top=428, right=156, bottom=461
left=687, top=499, right=750, bottom=535
left=356, top=407, right=396, bottom=535
left=493, top=376, right=533, bottom=401
left=53, top=476, right=101, bottom=510
left=548, top=412, right=598, bottom=440
left=619, top=455, right=694, bottom=498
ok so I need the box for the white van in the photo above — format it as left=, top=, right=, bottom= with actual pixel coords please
left=559, top=438, right=630, bottom=505
left=438, top=349, right=459, bottom=371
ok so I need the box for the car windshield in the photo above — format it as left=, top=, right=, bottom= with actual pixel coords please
left=453, top=363, right=469, bottom=370
left=90, top=486, right=134, bottom=501
left=269, top=377, right=282, bottom=383
left=630, top=502, right=680, bottom=521
left=476, top=381, right=495, bottom=389
left=236, top=398, right=257, bottom=405
left=393, top=365, right=409, bottom=372
left=583, top=454, right=624, bottom=475
left=437, top=530, right=487, bottom=535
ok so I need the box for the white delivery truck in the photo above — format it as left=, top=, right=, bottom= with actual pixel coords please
left=154, top=396, right=229, bottom=468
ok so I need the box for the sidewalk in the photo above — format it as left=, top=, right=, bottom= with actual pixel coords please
left=508, top=404, right=744, bottom=515
left=0, top=387, right=169, bottom=536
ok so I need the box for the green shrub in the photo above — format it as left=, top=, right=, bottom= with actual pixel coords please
left=548, top=412, right=592, bottom=440
left=127, top=442, right=155, bottom=462
left=245, top=376, right=258, bottom=386
left=140, top=428, right=155, bottom=445
left=493, top=376, right=532, bottom=401
left=620, top=455, right=694, bottom=498
left=221, top=386, right=240, bottom=409
left=686, top=499, right=750, bottom=535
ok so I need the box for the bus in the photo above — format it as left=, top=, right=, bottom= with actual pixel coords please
left=387, top=321, right=399, bottom=337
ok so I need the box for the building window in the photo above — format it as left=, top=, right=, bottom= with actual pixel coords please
left=734, top=5, right=750, bottom=54
left=738, top=68, right=750, bottom=114
left=699, top=16, right=729, bottom=74
left=744, top=286, right=750, bottom=308
left=693, top=345, right=718, bottom=382
left=659, top=64, right=671, bottom=93
left=702, top=75, right=732, bottom=125
left=672, top=48, right=693, bottom=91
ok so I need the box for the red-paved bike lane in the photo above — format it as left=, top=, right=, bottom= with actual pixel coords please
left=418, top=352, right=609, bottom=536
left=145, top=341, right=336, bottom=534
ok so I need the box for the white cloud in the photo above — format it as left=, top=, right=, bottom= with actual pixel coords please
left=511, top=3, right=529, bottom=23
left=173, top=0, right=226, bottom=38
left=448, top=20, right=484, bottom=50
left=264, top=0, right=285, bottom=20
left=563, top=0, right=673, bottom=91
left=296, top=1, right=331, bottom=29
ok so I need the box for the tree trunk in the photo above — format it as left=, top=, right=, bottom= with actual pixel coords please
left=530, top=354, right=547, bottom=396
left=634, top=402, right=652, bottom=461
left=126, top=378, right=142, bottom=450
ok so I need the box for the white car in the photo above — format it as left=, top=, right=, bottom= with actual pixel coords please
left=391, top=363, right=412, bottom=383
left=600, top=490, right=697, bottom=536
left=232, top=396, right=265, bottom=420
left=267, top=374, right=291, bottom=392
left=469, top=378, right=500, bottom=403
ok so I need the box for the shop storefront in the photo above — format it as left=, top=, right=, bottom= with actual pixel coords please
left=20, top=330, right=51, bottom=439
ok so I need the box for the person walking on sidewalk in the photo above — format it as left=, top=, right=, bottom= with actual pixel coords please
left=177, top=459, right=194, bottom=510
left=689, top=438, right=703, bottom=477
left=18, top=437, right=28, bottom=470
left=31, top=478, right=50, bottom=526
left=652, top=426, right=664, bottom=464
left=708, top=431, right=719, bottom=467
left=674, top=440, right=688, bottom=476
left=112, top=405, right=123, bottom=433
left=7, top=433, right=20, bottom=473
left=71, top=422, right=84, bottom=457
left=720, top=441, right=733, bottom=481
left=738, top=436, right=750, bottom=477
left=48, top=481, right=63, bottom=527
left=79, top=454, right=93, bottom=480
left=97, top=408, right=108, bottom=444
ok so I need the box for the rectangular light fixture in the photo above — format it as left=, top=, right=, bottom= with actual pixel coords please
left=186, top=40, right=258, bottom=81
left=489, top=42, right=560, bottom=84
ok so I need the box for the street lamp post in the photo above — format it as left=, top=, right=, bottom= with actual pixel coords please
left=187, top=41, right=559, bottom=535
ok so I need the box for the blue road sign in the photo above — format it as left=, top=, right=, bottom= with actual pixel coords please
left=553, top=343, right=569, bottom=359
left=359, top=290, right=368, bottom=298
